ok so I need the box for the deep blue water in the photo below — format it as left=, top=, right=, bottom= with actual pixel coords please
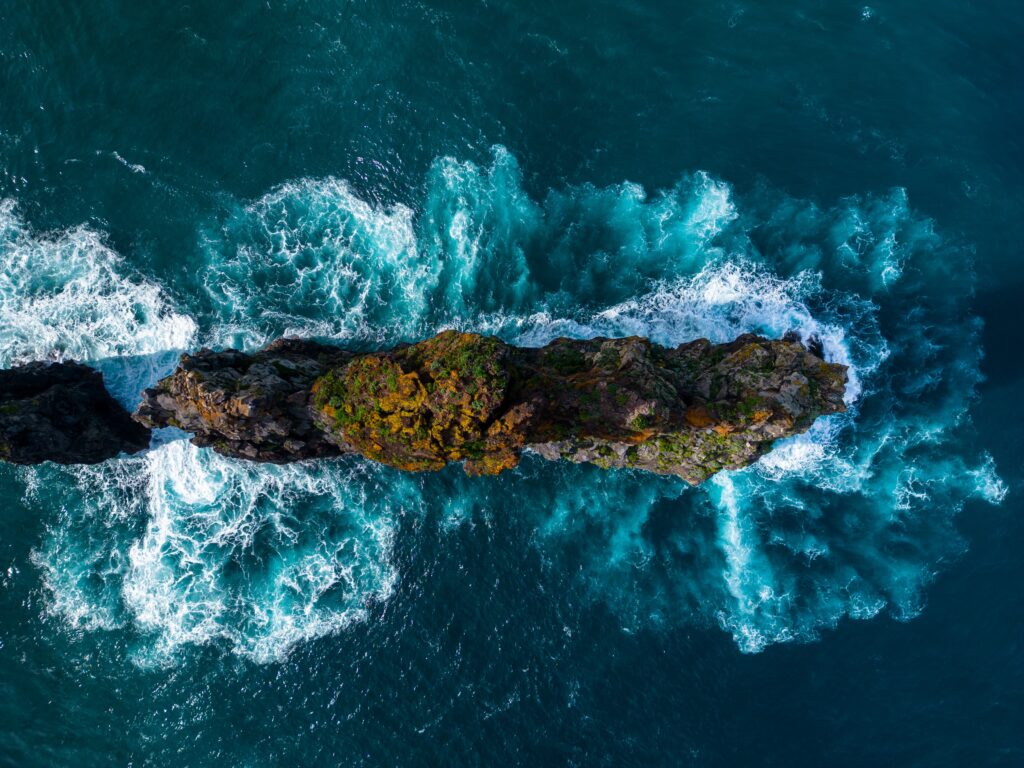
left=1, top=1, right=1022, bottom=765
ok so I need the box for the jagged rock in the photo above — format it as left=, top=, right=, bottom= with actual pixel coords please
left=138, top=330, right=847, bottom=483
left=0, top=362, right=151, bottom=464
left=134, top=338, right=353, bottom=462
left=310, top=332, right=513, bottom=473
left=522, top=333, right=846, bottom=483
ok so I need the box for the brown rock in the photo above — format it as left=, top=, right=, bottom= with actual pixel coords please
left=137, top=330, right=847, bottom=484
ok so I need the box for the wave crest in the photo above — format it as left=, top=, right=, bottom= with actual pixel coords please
left=33, top=443, right=401, bottom=665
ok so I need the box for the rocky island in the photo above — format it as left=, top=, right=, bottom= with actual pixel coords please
left=2, top=331, right=847, bottom=483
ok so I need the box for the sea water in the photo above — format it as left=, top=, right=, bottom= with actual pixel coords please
left=0, top=1, right=1020, bottom=765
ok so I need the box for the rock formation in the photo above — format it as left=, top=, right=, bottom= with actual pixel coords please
left=134, top=330, right=847, bottom=484
left=0, top=361, right=151, bottom=464
left=0, top=331, right=846, bottom=480
left=134, top=337, right=353, bottom=462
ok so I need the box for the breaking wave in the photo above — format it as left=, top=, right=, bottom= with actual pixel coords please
left=0, top=199, right=195, bottom=404
left=5, top=146, right=1004, bottom=660
left=31, top=444, right=402, bottom=665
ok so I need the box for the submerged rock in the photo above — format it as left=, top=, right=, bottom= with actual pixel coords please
left=0, top=362, right=151, bottom=465
left=137, top=330, right=847, bottom=483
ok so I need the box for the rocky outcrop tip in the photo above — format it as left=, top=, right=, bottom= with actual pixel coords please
left=0, top=361, right=151, bottom=465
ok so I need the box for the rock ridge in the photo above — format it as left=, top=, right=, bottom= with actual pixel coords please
left=134, top=330, right=848, bottom=484
left=0, top=332, right=847, bottom=482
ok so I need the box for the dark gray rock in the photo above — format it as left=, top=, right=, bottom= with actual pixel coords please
left=0, top=362, right=151, bottom=464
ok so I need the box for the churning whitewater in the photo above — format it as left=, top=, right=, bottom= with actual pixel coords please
left=1, top=147, right=1003, bottom=663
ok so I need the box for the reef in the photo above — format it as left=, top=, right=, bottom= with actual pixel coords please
left=133, top=330, right=847, bottom=484
left=0, top=361, right=151, bottom=464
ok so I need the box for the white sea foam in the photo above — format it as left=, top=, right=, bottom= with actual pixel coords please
left=29, top=457, right=150, bottom=633
left=199, top=147, right=747, bottom=349
left=200, top=178, right=427, bottom=349
left=970, top=454, right=1007, bottom=504
left=124, top=441, right=399, bottom=665
left=15, top=147, right=1005, bottom=660
left=0, top=199, right=195, bottom=403
left=32, top=441, right=402, bottom=665
left=111, top=151, right=147, bottom=175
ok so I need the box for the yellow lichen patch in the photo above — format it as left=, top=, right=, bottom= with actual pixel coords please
left=727, top=343, right=761, bottom=364
left=464, top=448, right=520, bottom=476
left=312, top=331, right=514, bottom=474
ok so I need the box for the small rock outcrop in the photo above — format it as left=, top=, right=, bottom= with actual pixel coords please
left=0, top=362, right=151, bottom=465
left=133, top=338, right=354, bottom=462
left=136, top=331, right=847, bottom=484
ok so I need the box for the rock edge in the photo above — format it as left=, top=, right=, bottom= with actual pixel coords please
left=0, top=332, right=846, bottom=482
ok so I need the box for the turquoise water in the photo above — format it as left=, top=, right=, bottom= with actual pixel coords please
left=1, top=1, right=1021, bottom=765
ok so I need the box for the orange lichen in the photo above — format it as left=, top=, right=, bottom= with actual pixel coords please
left=685, top=407, right=715, bottom=428
left=302, top=330, right=848, bottom=480
left=312, top=331, right=512, bottom=473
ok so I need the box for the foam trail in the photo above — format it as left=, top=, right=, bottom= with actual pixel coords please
left=711, top=474, right=804, bottom=653
left=199, top=179, right=425, bottom=349
left=28, top=457, right=149, bottom=632
left=198, top=148, right=745, bottom=347
left=123, top=442, right=400, bottom=665
left=33, top=442, right=403, bottom=665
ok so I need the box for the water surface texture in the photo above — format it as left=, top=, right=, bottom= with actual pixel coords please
left=1, top=1, right=1022, bottom=765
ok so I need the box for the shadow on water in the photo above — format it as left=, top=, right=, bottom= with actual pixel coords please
left=978, top=279, right=1024, bottom=387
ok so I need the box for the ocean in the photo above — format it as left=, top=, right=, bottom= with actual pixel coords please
left=0, top=1, right=1021, bottom=765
